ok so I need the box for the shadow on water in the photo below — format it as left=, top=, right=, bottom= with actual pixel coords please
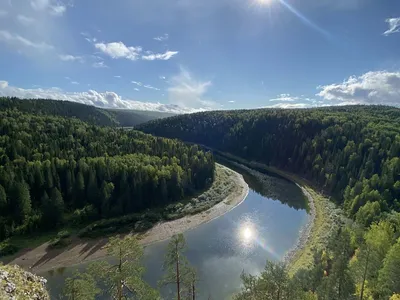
left=216, top=156, right=308, bottom=211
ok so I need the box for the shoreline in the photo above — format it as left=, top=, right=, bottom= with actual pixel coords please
left=6, top=166, right=249, bottom=274
left=283, top=185, right=316, bottom=265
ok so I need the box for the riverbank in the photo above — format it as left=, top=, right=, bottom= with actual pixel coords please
left=3, top=164, right=249, bottom=273
left=211, top=151, right=343, bottom=274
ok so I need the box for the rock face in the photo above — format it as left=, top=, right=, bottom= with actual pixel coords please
left=0, top=264, right=49, bottom=300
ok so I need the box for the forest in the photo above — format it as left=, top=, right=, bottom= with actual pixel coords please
left=137, top=105, right=400, bottom=299
left=0, top=97, right=172, bottom=127
left=138, top=105, right=400, bottom=227
left=0, top=107, right=214, bottom=242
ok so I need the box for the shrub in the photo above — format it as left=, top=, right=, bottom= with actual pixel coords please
left=48, top=237, right=72, bottom=250
left=0, top=243, right=19, bottom=257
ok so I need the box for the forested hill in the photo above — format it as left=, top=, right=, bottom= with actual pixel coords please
left=0, top=108, right=214, bottom=240
left=138, top=105, right=400, bottom=226
left=0, top=97, right=173, bottom=127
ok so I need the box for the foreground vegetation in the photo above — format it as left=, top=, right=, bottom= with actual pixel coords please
left=48, top=219, right=400, bottom=299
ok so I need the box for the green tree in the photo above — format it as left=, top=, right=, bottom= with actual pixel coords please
left=0, top=184, right=7, bottom=215
left=159, top=234, right=196, bottom=300
left=10, top=181, right=32, bottom=224
left=318, top=229, right=355, bottom=300
left=351, top=221, right=394, bottom=299
left=88, top=235, right=159, bottom=300
left=63, top=272, right=100, bottom=300
left=378, top=238, right=400, bottom=297
left=235, top=261, right=304, bottom=300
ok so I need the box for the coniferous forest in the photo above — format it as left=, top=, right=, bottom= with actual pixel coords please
left=1, top=99, right=400, bottom=299
left=0, top=102, right=214, bottom=241
left=138, top=105, right=400, bottom=227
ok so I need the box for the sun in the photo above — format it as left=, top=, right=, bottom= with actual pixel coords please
left=255, top=0, right=273, bottom=6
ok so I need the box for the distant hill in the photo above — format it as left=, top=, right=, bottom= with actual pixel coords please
left=106, top=108, right=175, bottom=127
left=0, top=97, right=174, bottom=127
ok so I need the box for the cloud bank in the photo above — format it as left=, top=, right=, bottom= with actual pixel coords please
left=317, top=71, right=400, bottom=106
left=0, top=81, right=199, bottom=114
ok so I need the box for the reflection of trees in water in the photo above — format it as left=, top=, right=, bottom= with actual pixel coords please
left=217, top=157, right=308, bottom=211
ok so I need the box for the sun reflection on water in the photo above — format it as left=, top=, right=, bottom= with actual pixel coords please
left=236, top=214, right=280, bottom=259
left=238, top=219, right=258, bottom=250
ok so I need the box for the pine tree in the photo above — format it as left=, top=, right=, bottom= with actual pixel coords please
left=159, top=234, right=195, bottom=300
left=88, top=235, right=159, bottom=300
left=10, top=181, right=32, bottom=224
left=63, top=272, right=100, bottom=300
left=0, top=184, right=7, bottom=215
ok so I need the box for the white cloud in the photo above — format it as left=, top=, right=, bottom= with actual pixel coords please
left=168, top=67, right=215, bottom=109
left=17, top=14, right=35, bottom=25
left=317, top=71, right=400, bottom=106
left=59, top=54, right=84, bottom=62
left=0, top=81, right=9, bottom=89
left=142, top=50, right=178, bottom=61
left=92, top=61, right=107, bottom=68
left=383, top=18, right=400, bottom=36
left=71, top=81, right=79, bottom=85
left=93, top=39, right=178, bottom=62
left=30, top=0, right=66, bottom=16
left=0, top=10, right=9, bottom=17
left=95, top=41, right=142, bottom=60
left=134, top=88, right=140, bottom=91
left=269, top=94, right=299, bottom=102
left=0, top=30, right=53, bottom=51
left=0, top=81, right=198, bottom=114
left=153, top=34, right=169, bottom=41
left=49, top=4, right=66, bottom=16
left=132, top=81, right=159, bottom=91
left=159, top=76, right=166, bottom=80
left=228, top=100, right=235, bottom=103
left=114, top=75, right=121, bottom=78
left=268, top=103, right=310, bottom=109
left=132, top=81, right=143, bottom=87
left=143, top=84, right=160, bottom=91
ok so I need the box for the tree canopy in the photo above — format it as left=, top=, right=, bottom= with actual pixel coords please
left=0, top=107, right=214, bottom=240
left=139, top=105, right=400, bottom=226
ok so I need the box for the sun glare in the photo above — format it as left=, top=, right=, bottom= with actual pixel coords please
left=255, top=0, right=272, bottom=6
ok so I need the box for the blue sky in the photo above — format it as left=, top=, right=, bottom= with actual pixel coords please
left=0, top=0, right=399, bottom=113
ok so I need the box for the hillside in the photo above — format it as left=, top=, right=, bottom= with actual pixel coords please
left=138, top=105, right=400, bottom=226
left=0, top=108, right=214, bottom=244
left=0, top=97, right=174, bottom=127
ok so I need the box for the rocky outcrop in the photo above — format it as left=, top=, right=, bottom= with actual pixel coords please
left=0, top=264, right=49, bottom=300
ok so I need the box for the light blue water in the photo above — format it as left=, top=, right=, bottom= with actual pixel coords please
left=44, top=168, right=309, bottom=299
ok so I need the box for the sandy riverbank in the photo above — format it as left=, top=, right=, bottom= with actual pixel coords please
left=6, top=166, right=249, bottom=274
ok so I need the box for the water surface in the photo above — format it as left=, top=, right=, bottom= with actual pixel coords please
left=44, top=165, right=309, bottom=299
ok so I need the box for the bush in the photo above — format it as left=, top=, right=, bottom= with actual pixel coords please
left=0, top=243, right=19, bottom=257
left=134, top=220, right=154, bottom=232
left=48, top=237, right=72, bottom=250
left=57, top=230, right=71, bottom=239
left=78, top=214, right=141, bottom=238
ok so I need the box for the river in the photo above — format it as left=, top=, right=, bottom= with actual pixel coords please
left=43, top=163, right=309, bottom=299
